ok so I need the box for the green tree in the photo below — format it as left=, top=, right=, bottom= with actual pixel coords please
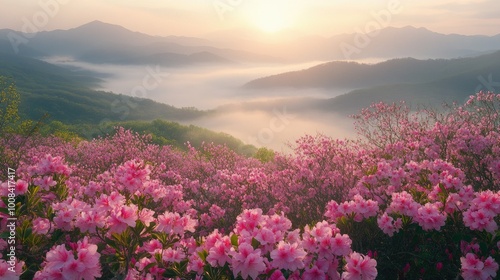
left=253, top=147, right=275, bottom=163
left=0, top=77, right=46, bottom=178
left=0, top=77, right=21, bottom=137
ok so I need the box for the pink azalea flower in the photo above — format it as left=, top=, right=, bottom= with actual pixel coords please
left=156, top=211, right=197, bottom=236
left=162, top=248, right=186, bottom=263
left=0, top=259, right=24, bottom=280
left=483, top=257, right=499, bottom=278
left=108, top=204, right=138, bottom=233
left=331, top=233, right=352, bottom=256
left=142, top=239, right=163, bottom=255
left=206, top=237, right=232, bottom=267
left=309, top=221, right=333, bottom=239
left=377, top=212, right=402, bottom=237
left=231, top=243, right=266, bottom=280
left=255, top=228, right=276, bottom=246
left=37, top=237, right=102, bottom=280
left=269, top=270, right=286, bottom=280
left=388, top=191, right=419, bottom=217
left=464, top=208, right=498, bottom=233
left=75, top=210, right=106, bottom=233
left=33, top=176, right=57, bottom=190
left=35, top=154, right=71, bottom=176
left=46, top=244, right=74, bottom=270
left=135, top=257, right=153, bottom=271
left=415, top=203, right=446, bottom=231
left=461, top=253, right=499, bottom=280
left=33, top=218, right=51, bottom=235
left=115, top=160, right=150, bottom=192
left=342, top=252, right=377, bottom=280
left=138, top=208, right=155, bottom=227
left=187, top=254, right=205, bottom=275
left=270, top=241, right=307, bottom=271
left=15, top=179, right=28, bottom=195
left=303, top=265, right=326, bottom=280
left=235, top=208, right=263, bottom=233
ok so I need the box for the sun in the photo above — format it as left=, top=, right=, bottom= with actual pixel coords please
left=246, top=1, right=298, bottom=33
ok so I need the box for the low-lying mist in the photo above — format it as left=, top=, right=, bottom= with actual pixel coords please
left=45, top=57, right=357, bottom=150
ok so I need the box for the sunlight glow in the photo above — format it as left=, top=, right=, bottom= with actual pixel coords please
left=245, top=1, right=298, bottom=33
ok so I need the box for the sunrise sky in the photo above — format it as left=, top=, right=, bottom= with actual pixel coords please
left=2, top=0, right=500, bottom=38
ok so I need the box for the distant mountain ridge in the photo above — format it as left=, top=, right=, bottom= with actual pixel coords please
left=244, top=52, right=500, bottom=89
left=2, top=22, right=500, bottom=65
left=205, top=25, right=500, bottom=62
left=0, top=20, right=279, bottom=65
left=244, top=50, right=500, bottom=115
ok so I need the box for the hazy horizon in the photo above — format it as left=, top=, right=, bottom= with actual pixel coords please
left=2, top=0, right=500, bottom=39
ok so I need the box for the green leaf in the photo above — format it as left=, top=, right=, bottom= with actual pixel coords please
left=251, top=238, right=261, bottom=249
left=230, top=234, right=239, bottom=247
left=0, top=206, right=9, bottom=215
left=22, top=227, right=33, bottom=239
left=163, top=268, right=178, bottom=278
left=198, top=250, right=208, bottom=262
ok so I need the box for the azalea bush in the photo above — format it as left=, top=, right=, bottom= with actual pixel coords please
left=1, top=91, right=500, bottom=279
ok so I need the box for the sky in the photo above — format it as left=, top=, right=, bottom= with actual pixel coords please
left=1, top=0, right=500, bottom=38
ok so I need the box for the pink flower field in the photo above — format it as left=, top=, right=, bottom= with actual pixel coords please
left=1, top=92, right=500, bottom=279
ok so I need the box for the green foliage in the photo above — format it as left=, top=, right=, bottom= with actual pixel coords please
left=39, top=121, right=82, bottom=142
left=253, top=147, right=275, bottom=163
left=0, top=77, right=21, bottom=136
left=0, top=77, right=47, bottom=175
left=103, top=119, right=257, bottom=156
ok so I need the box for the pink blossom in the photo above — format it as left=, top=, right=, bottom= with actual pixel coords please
left=33, top=176, right=57, bottom=190
left=309, top=221, right=335, bottom=239
left=270, top=241, right=307, bottom=271
left=135, top=257, right=153, bottom=272
left=377, top=212, right=402, bottom=237
left=0, top=259, right=24, bottom=280
left=156, top=211, right=197, bottom=236
left=141, top=239, right=163, bottom=255
left=46, top=244, right=73, bottom=270
left=387, top=191, right=419, bottom=217
left=95, top=192, right=125, bottom=211
left=15, top=179, right=28, bottom=195
left=235, top=208, right=263, bottom=234
left=108, top=204, right=138, bottom=233
left=75, top=210, right=106, bottom=233
left=342, top=252, right=377, bottom=280
left=206, top=237, right=232, bottom=267
left=33, top=218, right=51, bottom=235
left=415, top=203, right=446, bottom=231
left=230, top=243, right=266, bottom=280
left=115, top=160, right=150, bottom=192
left=187, top=254, right=205, bottom=275
left=162, top=248, right=186, bottom=263
left=303, top=265, right=326, bottom=280
left=464, top=208, right=498, bottom=233
left=330, top=233, right=353, bottom=256
left=461, top=253, right=498, bottom=280
left=34, top=154, right=71, bottom=176
left=138, top=208, right=155, bottom=227
left=269, top=269, right=286, bottom=280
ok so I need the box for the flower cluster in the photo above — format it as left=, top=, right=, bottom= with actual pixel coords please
left=0, top=92, right=499, bottom=279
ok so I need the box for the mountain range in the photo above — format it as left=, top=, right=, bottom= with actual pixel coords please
left=2, top=21, right=500, bottom=65
left=0, top=21, right=279, bottom=65
left=205, top=26, right=500, bottom=62
left=245, top=50, right=500, bottom=114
